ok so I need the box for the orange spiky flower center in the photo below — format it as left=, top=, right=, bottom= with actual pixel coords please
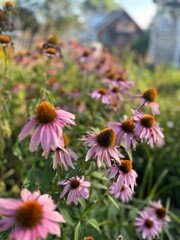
left=112, top=87, right=120, bottom=93
left=106, top=70, right=116, bottom=80
left=100, top=55, right=106, bottom=63
left=116, top=74, right=125, bottom=81
left=47, top=35, right=58, bottom=45
left=46, top=47, right=56, bottom=55
left=121, top=119, right=134, bottom=133
left=82, top=50, right=90, bottom=57
left=143, top=88, right=157, bottom=102
left=36, top=102, right=56, bottom=124
left=96, top=128, right=116, bottom=148
left=0, top=35, right=11, bottom=44
left=145, top=219, right=154, bottom=229
left=70, top=179, right=80, bottom=189
left=156, top=207, right=166, bottom=219
left=98, top=88, right=107, bottom=95
left=63, top=133, right=70, bottom=147
left=5, top=1, right=13, bottom=8
left=16, top=200, right=42, bottom=228
left=141, top=115, right=155, bottom=128
left=84, top=237, right=95, bottom=240
left=120, top=160, right=132, bottom=173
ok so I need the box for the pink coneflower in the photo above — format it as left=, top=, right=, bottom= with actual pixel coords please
left=132, top=110, right=164, bottom=148
left=103, top=73, right=134, bottom=92
left=108, top=85, right=123, bottom=104
left=18, top=102, right=75, bottom=156
left=101, top=70, right=117, bottom=84
left=53, top=133, right=78, bottom=170
left=135, top=88, right=160, bottom=115
left=0, top=188, right=65, bottom=240
left=135, top=211, right=161, bottom=240
left=82, top=128, right=124, bottom=168
left=108, top=99, right=121, bottom=111
left=58, top=176, right=91, bottom=205
left=105, top=160, right=137, bottom=192
left=109, top=119, right=137, bottom=151
left=109, top=182, right=133, bottom=202
left=145, top=201, right=170, bottom=227
left=78, top=49, right=94, bottom=63
left=90, top=88, right=110, bottom=104
left=44, top=47, right=59, bottom=58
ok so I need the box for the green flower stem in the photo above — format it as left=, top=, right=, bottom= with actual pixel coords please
left=0, top=45, right=9, bottom=146
left=41, top=58, right=51, bottom=100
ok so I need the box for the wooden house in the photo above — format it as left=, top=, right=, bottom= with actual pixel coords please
left=94, top=9, right=144, bottom=52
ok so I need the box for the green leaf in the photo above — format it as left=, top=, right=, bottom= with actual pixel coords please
left=40, top=165, right=56, bottom=191
left=168, top=211, right=180, bottom=224
left=149, top=169, right=168, bottom=199
left=82, top=201, right=96, bottom=218
left=59, top=207, right=74, bottom=226
left=164, top=227, right=174, bottom=240
left=78, top=198, right=86, bottom=208
left=47, top=235, right=54, bottom=240
left=74, top=221, right=81, bottom=240
left=93, top=181, right=107, bottom=190
left=91, top=171, right=107, bottom=180
left=23, top=166, right=36, bottom=191
left=108, top=194, right=120, bottom=209
left=0, top=228, right=12, bottom=240
left=86, top=218, right=101, bottom=234
left=138, top=157, right=153, bottom=199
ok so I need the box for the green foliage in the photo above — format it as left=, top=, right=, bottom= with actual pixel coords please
left=0, top=41, right=180, bottom=239
left=82, top=0, right=121, bottom=11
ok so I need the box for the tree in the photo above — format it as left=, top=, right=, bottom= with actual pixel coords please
left=82, top=0, right=121, bottom=11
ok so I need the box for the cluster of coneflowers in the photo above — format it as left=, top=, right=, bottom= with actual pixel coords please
left=0, top=22, right=171, bottom=240
left=135, top=201, right=170, bottom=239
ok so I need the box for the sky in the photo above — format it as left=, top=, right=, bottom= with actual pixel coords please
left=118, top=0, right=157, bottom=29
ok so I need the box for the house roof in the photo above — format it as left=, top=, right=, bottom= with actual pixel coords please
left=94, top=9, right=143, bottom=33
left=153, top=0, right=180, bottom=6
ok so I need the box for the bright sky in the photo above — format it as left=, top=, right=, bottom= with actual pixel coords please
left=119, top=0, right=157, bottom=29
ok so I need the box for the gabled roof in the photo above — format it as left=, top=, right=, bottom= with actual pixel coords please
left=94, top=9, right=143, bottom=33
left=153, top=0, right=180, bottom=6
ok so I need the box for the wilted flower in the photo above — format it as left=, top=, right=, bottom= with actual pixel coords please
left=105, top=160, right=137, bottom=191
left=109, top=119, right=137, bottom=151
left=132, top=110, right=164, bottom=147
left=53, top=133, right=78, bottom=170
left=103, top=73, right=134, bottom=92
left=135, top=211, right=161, bottom=240
left=90, top=88, right=110, bottom=104
left=82, top=128, right=123, bottom=168
left=58, top=176, right=91, bottom=205
left=18, top=102, right=75, bottom=157
left=109, top=182, right=133, bottom=202
left=134, top=88, right=160, bottom=115
left=0, top=188, right=65, bottom=239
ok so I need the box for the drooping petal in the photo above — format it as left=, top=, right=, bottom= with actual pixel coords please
left=18, top=118, right=36, bottom=140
